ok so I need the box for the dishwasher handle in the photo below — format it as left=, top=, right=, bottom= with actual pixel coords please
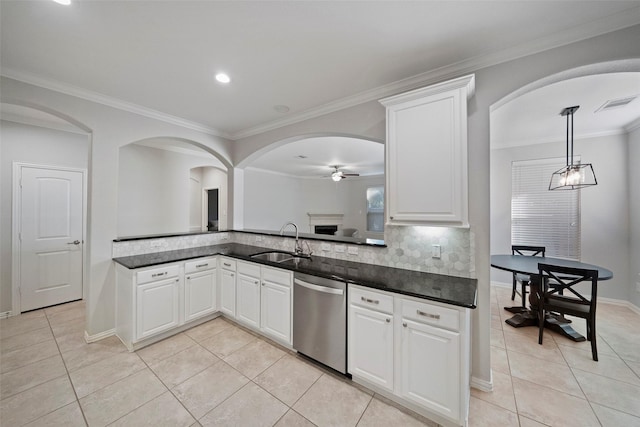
left=294, top=278, right=344, bottom=295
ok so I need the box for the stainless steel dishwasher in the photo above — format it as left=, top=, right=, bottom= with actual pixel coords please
left=293, top=272, right=347, bottom=374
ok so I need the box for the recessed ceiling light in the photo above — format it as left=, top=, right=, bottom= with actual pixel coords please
left=53, top=0, right=71, bottom=4
left=215, top=73, right=231, bottom=84
left=274, top=105, right=290, bottom=113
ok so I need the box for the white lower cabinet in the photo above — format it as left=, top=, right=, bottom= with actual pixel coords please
left=260, top=267, right=292, bottom=344
left=348, top=287, right=394, bottom=392
left=348, top=284, right=471, bottom=427
left=219, top=257, right=237, bottom=318
left=184, top=258, right=217, bottom=322
left=136, top=275, right=180, bottom=339
left=400, top=318, right=460, bottom=420
left=236, top=261, right=261, bottom=329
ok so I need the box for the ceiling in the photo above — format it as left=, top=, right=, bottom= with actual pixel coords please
left=492, top=73, right=640, bottom=149
left=247, top=136, right=384, bottom=178
left=2, top=1, right=640, bottom=141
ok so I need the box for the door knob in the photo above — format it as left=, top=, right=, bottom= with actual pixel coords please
left=67, top=240, right=81, bottom=245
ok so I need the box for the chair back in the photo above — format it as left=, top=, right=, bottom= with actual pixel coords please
left=537, top=263, right=598, bottom=309
left=512, top=245, right=545, bottom=257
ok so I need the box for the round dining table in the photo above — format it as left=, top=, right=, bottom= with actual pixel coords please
left=490, top=254, right=613, bottom=342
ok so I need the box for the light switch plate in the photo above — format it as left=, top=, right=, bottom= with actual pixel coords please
left=431, top=244, right=441, bottom=259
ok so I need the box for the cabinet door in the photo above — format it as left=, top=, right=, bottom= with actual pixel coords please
left=399, top=318, right=460, bottom=420
left=348, top=304, right=394, bottom=391
left=185, top=268, right=217, bottom=322
left=237, top=273, right=260, bottom=328
left=260, top=279, right=291, bottom=344
left=382, top=76, right=472, bottom=227
left=220, top=268, right=236, bottom=318
left=136, top=277, right=180, bottom=340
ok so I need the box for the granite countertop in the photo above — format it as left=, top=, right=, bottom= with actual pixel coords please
left=113, top=243, right=477, bottom=309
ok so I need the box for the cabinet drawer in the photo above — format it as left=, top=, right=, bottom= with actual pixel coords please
left=137, top=265, right=180, bottom=285
left=238, top=260, right=261, bottom=278
left=401, top=299, right=459, bottom=331
left=219, top=258, right=236, bottom=271
left=262, top=267, right=291, bottom=287
left=350, top=286, right=393, bottom=315
left=185, top=257, right=216, bottom=274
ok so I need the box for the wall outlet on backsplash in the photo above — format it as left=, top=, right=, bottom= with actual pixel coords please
left=321, top=243, right=331, bottom=252
left=335, top=245, right=345, bottom=253
left=348, top=246, right=359, bottom=255
left=150, top=241, right=162, bottom=248
left=255, top=236, right=263, bottom=242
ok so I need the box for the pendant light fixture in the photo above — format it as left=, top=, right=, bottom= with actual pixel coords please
left=549, top=105, right=597, bottom=190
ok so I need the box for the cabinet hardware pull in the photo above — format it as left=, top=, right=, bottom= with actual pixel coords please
left=417, top=310, right=440, bottom=319
left=151, top=272, right=166, bottom=278
left=262, top=283, right=265, bottom=286
left=390, top=216, right=394, bottom=220
left=254, top=281, right=259, bottom=284
left=223, top=263, right=231, bottom=267
left=196, top=263, right=208, bottom=268
left=187, top=276, right=190, bottom=280
left=386, top=318, right=391, bottom=323
left=361, top=296, right=379, bottom=304
left=231, top=273, right=234, bottom=277
left=402, top=322, right=407, bottom=327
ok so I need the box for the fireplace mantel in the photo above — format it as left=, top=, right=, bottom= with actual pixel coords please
left=307, top=213, right=343, bottom=233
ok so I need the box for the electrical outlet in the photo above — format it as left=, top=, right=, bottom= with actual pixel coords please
left=348, top=246, right=359, bottom=255
left=150, top=241, right=162, bottom=248
left=321, top=243, right=331, bottom=252
left=335, top=245, right=345, bottom=253
left=431, top=244, right=441, bottom=259
left=255, top=236, right=263, bottom=242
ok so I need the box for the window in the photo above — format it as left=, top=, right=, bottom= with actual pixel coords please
left=366, top=186, right=384, bottom=233
left=511, top=159, right=580, bottom=260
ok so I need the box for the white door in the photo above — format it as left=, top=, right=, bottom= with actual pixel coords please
left=18, top=166, right=84, bottom=312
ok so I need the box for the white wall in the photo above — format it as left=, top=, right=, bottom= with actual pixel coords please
left=490, top=134, right=631, bottom=300
left=244, top=168, right=383, bottom=238
left=117, top=144, right=225, bottom=237
left=0, top=120, right=90, bottom=313
left=629, top=126, right=640, bottom=307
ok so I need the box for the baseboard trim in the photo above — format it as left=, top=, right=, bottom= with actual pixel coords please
left=470, top=371, right=494, bottom=392
left=0, top=311, right=13, bottom=319
left=84, top=328, right=116, bottom=343
left=598, top=297, right=640, bottom=315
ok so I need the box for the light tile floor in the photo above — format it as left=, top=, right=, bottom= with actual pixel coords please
left=475, top=285, right=640, bottom=427
left=1, top=287, right=639, bottom=426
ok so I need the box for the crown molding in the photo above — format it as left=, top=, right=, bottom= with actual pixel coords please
left=491, top=129, right=629, bottom=150
left=626, top=115, right=640, bottom=132
left=231, top=8, right=640, bottom=140
left=1, top=112, right=88, bottom=135
left=0, top=68, right=231, bottom=139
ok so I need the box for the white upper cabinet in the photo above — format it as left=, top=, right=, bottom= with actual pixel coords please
left=380, top=75, right=474, bottom=227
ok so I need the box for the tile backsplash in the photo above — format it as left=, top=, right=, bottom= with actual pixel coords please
left=113, top=226, right=474, bottom=278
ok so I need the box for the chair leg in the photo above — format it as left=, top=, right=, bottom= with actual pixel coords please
left=521, top=281, right=527, bottom=307
left=538, top=306, right=545, bottom=345
left=589, top=318, right=598, bottom=362
left=511, top=281, right=516, bottom=301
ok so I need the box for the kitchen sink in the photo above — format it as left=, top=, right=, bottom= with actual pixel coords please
left=250, top=251, right=296, bottom=263
left=250, top=250, right=311, bottom=263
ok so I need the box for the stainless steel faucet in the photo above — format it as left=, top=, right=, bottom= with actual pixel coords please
left=279, top=222, right=304, bottom=255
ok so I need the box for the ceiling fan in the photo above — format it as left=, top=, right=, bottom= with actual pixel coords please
left=327, top=165, right=359, bottom=181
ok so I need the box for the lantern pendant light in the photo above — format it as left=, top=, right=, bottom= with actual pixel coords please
left=549, top=106, right=597, bottom=190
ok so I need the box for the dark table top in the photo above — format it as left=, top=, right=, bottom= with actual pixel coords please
left=113, top=243, right=478, bottom=309
left=491, top=255, right=613, bottom=280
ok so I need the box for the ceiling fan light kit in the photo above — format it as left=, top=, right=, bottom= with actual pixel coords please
left=549, top=105, right=598, bottom=191
left=329, top=165, right=359, bottom=182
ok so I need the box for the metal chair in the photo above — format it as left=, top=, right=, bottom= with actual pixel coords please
left=511, top=245, right=545, bottom=307
left=537, top=263, right=599, bottom=361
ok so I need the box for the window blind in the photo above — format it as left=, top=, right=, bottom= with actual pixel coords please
left=511, top=158, right=581, bottom=260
